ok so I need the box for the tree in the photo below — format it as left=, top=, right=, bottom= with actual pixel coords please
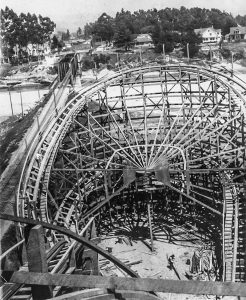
left=19, top=13, right=41, bottom=46
left=84, top=23, right=93, bottom=38
left=51, top=35, right=59, bottom=49
left=113, top=9, right=135, bottom=49
left=66, top=29, right=70, bottom=40
left=77, top=27, right=82, bottom=37
left=1, top=7, right=22, bottom=48
left=51, top=35, right=63, bottom=52
left=181, top=31, right=202, bottom=58
left=1, top=6, right=56, bottom=62
left=113, top=21, right=132, bottom=50
left=82, top=6, right=240, bottom=55
left=38, top=15, right=56, bottom=44
left=60, top=30, right=70, bottom=41
left=151, top=24, right=180, bottom=53
left=92, top=13, right=114, bottom=43
left=222, top=15, right=237, bottom=35
left=235, top=14, right=246, bottom=26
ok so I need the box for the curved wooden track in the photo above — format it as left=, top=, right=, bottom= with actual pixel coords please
left=10, top=62, right=246, bottom=285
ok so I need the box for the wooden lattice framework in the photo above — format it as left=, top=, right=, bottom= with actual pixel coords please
left=17, top=64, right=246, bottom=283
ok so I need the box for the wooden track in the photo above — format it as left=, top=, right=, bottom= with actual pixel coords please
left=7, top=60, right=246, bottom=286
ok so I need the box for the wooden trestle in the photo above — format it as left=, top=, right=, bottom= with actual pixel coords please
left=1, top=58, right=246, bottom=299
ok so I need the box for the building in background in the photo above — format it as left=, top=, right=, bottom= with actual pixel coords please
left=194, top=27, right=222, bottom=44
left=227, top=26, right=246, bottom=42
left=134, top=34, right=154, bottom=48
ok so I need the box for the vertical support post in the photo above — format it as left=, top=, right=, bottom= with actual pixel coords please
left=26, top=225, right=52, bottom=300
left=53, top=90, right=58, bottom=116
left=147, top=202, right=154, bottom=252
left=187, top=43, right=190, bottom=63
left=222, top=175, right=225, bottom=282
left=20, top=90, right=24, bottom=117
left=116, top=53, right=120, bottom=70
left=94, top=62, right=97, bottom=80
left=186, top=151, right=190, bottom=196
left=209, top=45, right=212, bottom=62
left=231, top=52, right=234, bottom=77
left=104, top=171, right=109, bottom=198
left=58, top=63, right=61, bottom=82
left=140, top=46, right=142, bottom=65
left=8, top=88, right=14, bottom=117
left=83, top=220, right=99, bottom=275
left=163, top=44, right=165, bottom=62
left=232, top=192, right=239, bottom=282
left=69, top=247, right=76, bottom=268
left=37, top=85, right=40, bottom=100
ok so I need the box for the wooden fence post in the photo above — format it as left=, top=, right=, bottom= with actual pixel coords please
left=26, top=225, right=52, bottom=300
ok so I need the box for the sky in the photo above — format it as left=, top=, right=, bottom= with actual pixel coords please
left=1, top=0, right=246, bottom=32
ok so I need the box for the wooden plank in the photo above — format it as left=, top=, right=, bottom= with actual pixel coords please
left=48, top=288, right=107, bottom=300
left=50, top=289, right=161, bottom=300
left=52, top=292, right=115, bottom=300
left=26, top=225, right=52, bottom=300
left=6, top=271, right=246, bottom=297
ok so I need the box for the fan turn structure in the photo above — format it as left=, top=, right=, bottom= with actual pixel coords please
left=17, top=64, right=246, bottom=282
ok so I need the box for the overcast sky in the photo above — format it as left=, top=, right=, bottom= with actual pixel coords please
left=1, top=0, right=246, bottom=31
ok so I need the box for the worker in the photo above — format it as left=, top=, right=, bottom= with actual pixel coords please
left=168, top=254, right=175, bottom=270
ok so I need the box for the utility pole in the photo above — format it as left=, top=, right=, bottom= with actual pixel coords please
left=140, top=46, right=143, bottom=65
left=116, top=52, right=120, bottom=70
left=187, top=43, right=190, bottom=63
left=231, top=52, right=234, bottom=77
left=163, top=43, right=165, bottom=62
left=8, top=88, right=14, bottom=117
left=209, top=45, right=212, bottom=62
left=94, top=62, right=98, bottom=80
left=20, top=91, right=24, bottom=117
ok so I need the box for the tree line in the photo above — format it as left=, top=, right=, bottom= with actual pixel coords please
left=83, top=7, right=245, bottom=56
left=1, top=6, right=56, bottom=62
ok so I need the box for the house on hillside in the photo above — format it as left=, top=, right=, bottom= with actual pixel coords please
left=228, top=26, right=246, bottom=42
left=194, top=27, right=222, bottom=44
left=134, top=34, right=154, bottom=48
left=25, top=42, right=51, bottom=57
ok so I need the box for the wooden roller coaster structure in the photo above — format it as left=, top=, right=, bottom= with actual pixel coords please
left=1, top=53, right=246, bottom=299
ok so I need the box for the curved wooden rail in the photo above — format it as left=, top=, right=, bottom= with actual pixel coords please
left=0, top=213, right=139, bottom=278
left=18, top=64, right=246, bottom=215
left=15, top=62, right=246, bottom=284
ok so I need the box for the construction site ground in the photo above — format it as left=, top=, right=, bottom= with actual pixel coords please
left=98, top=232, right=213, bottom=300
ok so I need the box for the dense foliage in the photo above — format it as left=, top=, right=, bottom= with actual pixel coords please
left=82, top=53, right=111, bottom=70
left=1, top=6, right=56, bottom=61
left=50, top=35, right=64, bottom=52
left=84, top=7, right=245, bottom=55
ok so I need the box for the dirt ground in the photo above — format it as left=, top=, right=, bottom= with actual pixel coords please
left=98, top=234, right=216, bottom=300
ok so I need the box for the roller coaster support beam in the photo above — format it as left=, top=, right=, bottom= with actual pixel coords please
left=147, top=202, right=154, bottom=252
left=5, top=272, right=246, bottom=297
left=0, top=214, right=138, bottom=278
left=83, top=220, right=99, bottom=275
left=25, top=225, right=52, bottom=300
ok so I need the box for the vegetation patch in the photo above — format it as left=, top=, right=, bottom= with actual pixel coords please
left=0, top=224, right=21, bottom=275
left=0, top=94, right=50, bottom=176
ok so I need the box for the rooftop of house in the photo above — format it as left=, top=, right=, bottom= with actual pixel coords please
left=194, top=27, right=221, bottom=35
left=134, top=34, right=153, bottom=43
left=229, top=26, right=246, bottom=35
